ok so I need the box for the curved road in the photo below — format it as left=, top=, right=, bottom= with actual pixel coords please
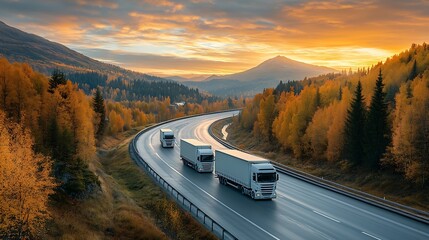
left=135, top=111, right=429, bottom=240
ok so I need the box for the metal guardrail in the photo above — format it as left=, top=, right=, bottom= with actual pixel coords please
left=208, top=117, right=429, bottom=225
left=129, top=110, right=240, bottom=240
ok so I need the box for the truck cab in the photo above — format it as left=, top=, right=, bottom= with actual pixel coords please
left=195, top=148, right=214, bottom=172
left=251, top=163, right=278, bottom=199
left=180, top=139, right=214, bottom=172
left=160, top=128, right=175, bottom=148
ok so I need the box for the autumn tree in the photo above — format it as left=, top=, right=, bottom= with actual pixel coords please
left=48, top=69, right=66, bottom=93
left=287, top=85, right=319, bottom=157
left=272, top=90, right=296, bottom=149
left=304, top=105, right=333, bottom=159
left=326, top=87, right=351, bottom=161
left=108, top=110, right=124, bottom=134
left=48, top=80, right=98, bottom=197
left=343, top=81, right=367, bottom=165
left=0, top=111, right=56, bottom=238
left=93, top=88, right=106, bottom=137
left=386, top=76, right=429, bottom=185
left=256, top=89, right=276, bottom=141
left=365, top=69, right=390, bottom=169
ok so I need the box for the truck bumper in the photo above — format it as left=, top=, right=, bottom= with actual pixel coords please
left=254, top=192, right=276, bottom=199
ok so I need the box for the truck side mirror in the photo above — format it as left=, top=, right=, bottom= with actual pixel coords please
left=276, top=174, right=279, bottom=181
left=252, top=173, right=256, bottom=181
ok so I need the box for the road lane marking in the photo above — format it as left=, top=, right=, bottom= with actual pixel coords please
left=147, top=139, right=280, bottom=240
left=313, top=210, right=341, bottom=223
left=362, top=231, right=382, bottom=240
left=307, top=190, right=429, bottom=238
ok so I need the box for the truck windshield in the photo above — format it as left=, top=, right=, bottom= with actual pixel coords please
left=164, top=134, right=174, bottom=139
left=257, top=173, right=276, bottom=182
left=201, top=154, right=214, bottom=162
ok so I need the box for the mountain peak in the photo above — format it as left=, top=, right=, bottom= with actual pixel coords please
left=260, top=55, right=304, bottom=66
left=273, top=55, right=290, bottom=60
left=205, top=55, right=336, bottom=81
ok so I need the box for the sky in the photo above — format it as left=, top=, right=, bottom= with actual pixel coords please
left=1, top=0, right=428, bottom=75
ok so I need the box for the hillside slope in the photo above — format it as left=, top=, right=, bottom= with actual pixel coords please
left=0, top=21, right=150, bottom=80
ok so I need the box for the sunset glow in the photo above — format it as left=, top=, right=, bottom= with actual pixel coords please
left=1, top=0, right=428, bottom=75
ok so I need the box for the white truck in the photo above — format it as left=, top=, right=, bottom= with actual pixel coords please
left=215, top=149, right=278, bottom=200
left=180, top=139, right=214, bottom=173
left=160, top=128, right=175, bottom=148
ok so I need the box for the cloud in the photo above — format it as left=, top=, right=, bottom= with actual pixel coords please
left=0, top=0, right=428, bottom=74
left=78, top=48, right=249, bottom=74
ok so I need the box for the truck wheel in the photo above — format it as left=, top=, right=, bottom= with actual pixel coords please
left=218, top=177, right=223, bottom=184
left=241, top=187, right=245, bottom=195
left=251, top=191, right=255, bottom=199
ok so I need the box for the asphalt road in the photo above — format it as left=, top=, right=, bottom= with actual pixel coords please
left=135, top=111, right=429, bottom=240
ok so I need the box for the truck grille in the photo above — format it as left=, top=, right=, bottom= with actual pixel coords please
left=202, top=163, right=212, bottom=171
left=260, top=184, right=275, bottom=195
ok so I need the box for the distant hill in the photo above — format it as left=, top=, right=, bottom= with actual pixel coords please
left=161, top=74, right=213, bottom=82
left=184, top=56, right=337, bottom=96
left=0, top=21, right=157, bottom=81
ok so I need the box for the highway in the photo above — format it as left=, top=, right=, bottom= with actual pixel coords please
left=135, top=111, right=429, bottom=240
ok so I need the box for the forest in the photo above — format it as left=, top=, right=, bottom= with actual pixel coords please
left=68, top=71, right=217, bottom=102
left=0, top=59, right=99, bottom=238
left=0, top=58, right=242, bottom=238
left=235, top=43, right=429, bottom=185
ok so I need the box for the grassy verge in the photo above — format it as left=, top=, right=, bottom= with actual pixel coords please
left=213, top=118, right=429, bottom=212
left=44, top=128, right=216, bottom=239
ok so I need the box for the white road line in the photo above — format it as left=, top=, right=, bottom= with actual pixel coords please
left=313, top=210, right=341, bottom=223
left=307, top=189, right=429, bottom=237
left=362, top=231, right=382, bottom=240
left=147, top=139, right=280, bottom=240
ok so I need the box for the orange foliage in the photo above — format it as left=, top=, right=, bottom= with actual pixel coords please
left=0, top=111, right=56, bottom=237
left=387, top=74, right=429, bottom=184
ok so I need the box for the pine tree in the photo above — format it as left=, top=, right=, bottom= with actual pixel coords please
left=365, top=69, right=390, bottom=169
left=315, top=87, right=321, bottom=107
left=343, top=81, right=366, bottom=165
left=408, top=60, right=417, bottom=81
left=338, top=86, right=343, bottom=101
left=48, top=69, right=67, bottom=93
left=93, top=88, right=106, bottom=137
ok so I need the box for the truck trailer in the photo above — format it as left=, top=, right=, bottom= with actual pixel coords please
left=160, top=128, right=175, bottom=148
left=215, top=149, right=278, bottom=199
left=180, top=139, right=214, bottom=173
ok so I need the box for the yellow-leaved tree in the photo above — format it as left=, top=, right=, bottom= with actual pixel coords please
left=386, top=74, right=429, bottom=185
left=0, top=111, right=56, bottom=238
left=256, top=89, right=276, bottom=141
